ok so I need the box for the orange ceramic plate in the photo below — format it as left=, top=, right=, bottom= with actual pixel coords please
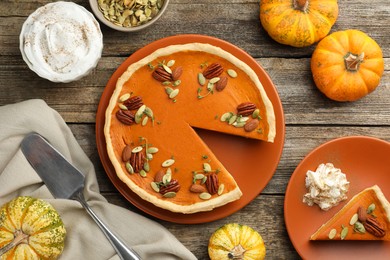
left=285, top=136, right=390, bottom=259
left=96, top=34, right=285, bottom=224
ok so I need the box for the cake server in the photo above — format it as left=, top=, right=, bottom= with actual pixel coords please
left=20, top=133, right=141, bottom=260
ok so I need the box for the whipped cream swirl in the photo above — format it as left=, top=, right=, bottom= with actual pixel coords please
left=20, top=2, right=103, bottom=82
left=303, top=163, right=350, bottom=211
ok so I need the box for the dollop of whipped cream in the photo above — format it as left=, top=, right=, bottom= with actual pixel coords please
left=19, top=1, right=103, bottom=82
left=303, top=163, right=349, bottom=211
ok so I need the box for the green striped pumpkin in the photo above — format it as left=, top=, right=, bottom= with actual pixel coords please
left=0, top=196, right=66, bottom=259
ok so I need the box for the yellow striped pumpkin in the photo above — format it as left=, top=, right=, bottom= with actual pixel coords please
left=208, top=223, right=266, bottom=260
left=0, top=197, right=66, bottom=259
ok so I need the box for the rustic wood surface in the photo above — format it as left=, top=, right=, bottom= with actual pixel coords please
left=1, top=0, right=389, bottom=259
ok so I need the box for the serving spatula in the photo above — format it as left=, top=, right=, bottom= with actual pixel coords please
left=20, top=133, right=141, bottom=260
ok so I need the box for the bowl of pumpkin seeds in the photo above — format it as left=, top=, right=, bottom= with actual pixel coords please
left=90, top=0, right=168, bottom=32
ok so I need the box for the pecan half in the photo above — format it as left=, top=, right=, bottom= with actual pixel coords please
left=244, top=119, right=259, bottom=132
left=152, top=67, right=172, bottom=82
left=237, top=102, right=257, bottom=116
left=203, top=63, right=224, bottom=79
left=215, top=76, right=228, bottom=92
left=190, top=184, right=206, bottom=193
left=123, top=96, right=143, bottom=110
left=205, top=173, right=219, bottom=195
left=159, top=179, right=180, bottom=195
left=154, top=169, right=165, bottom=183
left=116, top=110, right=135, bottom=125
left=130, top=151, right=145, bottom=173
left=358, top=206, right=367, bottom=222
left=122, top=145, right=132, bottom=162
left=364, top=216, right=386, bottom=237
left=171, top=66, right=183, bottom=81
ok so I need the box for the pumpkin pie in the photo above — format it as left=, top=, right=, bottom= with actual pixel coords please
left=104, top=43, right=276, bottom=214
left=310, top=185, right=390, bottom=240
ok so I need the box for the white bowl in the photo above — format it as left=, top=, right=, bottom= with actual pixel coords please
left=20, top=1, right=104, bottom=83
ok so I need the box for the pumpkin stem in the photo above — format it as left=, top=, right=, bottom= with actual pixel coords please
left=344, top=52, right=365, bottom=71
left=293, top=0, right=309, bottom=12
left=0, top=230, right=29, bottom=256
left=227, top=244, right=246, bottom=259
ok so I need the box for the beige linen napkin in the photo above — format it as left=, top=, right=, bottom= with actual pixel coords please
left=0, top=99, right=197, bottom=260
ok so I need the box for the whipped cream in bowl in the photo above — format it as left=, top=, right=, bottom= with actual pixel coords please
left=19, top=1, right=103, bottom=83
left=303, top=163, right=350, bottom=211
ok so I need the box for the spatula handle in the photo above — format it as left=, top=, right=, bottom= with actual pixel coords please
left=75, top=192, right=142, bottom=260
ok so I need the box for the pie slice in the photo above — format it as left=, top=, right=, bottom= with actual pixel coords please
left=310, top=185, right=390, bottom=240
left=104, top=43, right=276, bottom=214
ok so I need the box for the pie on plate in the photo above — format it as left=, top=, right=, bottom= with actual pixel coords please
left=104, top=43, right=276, bottom=214
left=311, top=185, right=390, bottom=240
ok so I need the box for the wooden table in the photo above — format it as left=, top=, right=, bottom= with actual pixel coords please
left=1, top=0, right=389, bottom=259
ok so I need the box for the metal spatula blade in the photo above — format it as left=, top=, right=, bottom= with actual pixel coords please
left=20, top=133, right=141, bottom=260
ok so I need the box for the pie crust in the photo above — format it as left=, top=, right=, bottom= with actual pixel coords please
left=104, top=43, right=276, bottom=213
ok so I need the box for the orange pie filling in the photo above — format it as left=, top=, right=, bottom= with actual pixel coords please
left=104, top=43, right=276, bottom=213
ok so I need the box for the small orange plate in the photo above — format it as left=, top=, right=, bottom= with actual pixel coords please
left=96, top=34, right=285, bottom=224
left=285, top=136, right=390, bottom=259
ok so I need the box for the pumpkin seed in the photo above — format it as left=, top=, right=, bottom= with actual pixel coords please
left=166, top=167, right=172, bottom=175
left=163, top=192, right=176, bottom=198
left=203, top=163, right=212, bottom=172
left=233, top=121, right=246, bottom=128
left=144, top=107, right=153, bottom=118
left=125, top=162, right=134, bottom=174
left=207, top=82, right=214, bottom=92
left=209, top=77, right=220, bottom=84
left=228, top=115, right=237, bottom=125
left=119, top=93, right=131, bottom=102
left=227, top=69, right=237, bottom=78
left=135, top=114, right=142, bottom=124
left=173, top=80, right=181, bottom=86
left=143, top=162, right=150, bottom=172
left=169, top=89, right=179, bottom=99
left=328, top=228, right=337, bottom=239
left=119, top=104, right=128, bottom=110
left=141, top=116, right=148, bottom=126
left=198, top=73, right=206, bottom=86
left=162, top=173, right=171, bottom=184
left=252, top=108, right=260, bottom=119
left=237, top=116, right=249, bottom=123
left=139, top=170, right=147, bottom=177
left=132, top=146, right=143, bottom=153
left=135, top=105, right=146, bottom=117
left=354, top=222, right=366, bottom=233
left=163, top=64, right=172, bottom=74
left=349, top=213, right=358, bottom=225
left=341, top=226, right=348, bottom=240
left=367, top=203, right=376, bottom=214
left=199, top=192, right=211, bottom=200
left=165, top=87, right=173, bottom=95
left=195, top=173, right=205, bottom=180
left=147, top=153, right=153, bottom=160
left=218, top=184, right=225, bottom=195
left=162, top=81, right=171, bottom=86
left=221, top=112, right=233, bottom=122
left=151, top=182, right=160, bottom=192
left=162, top=159, right=175, bottom=167
left=147, top=147, right=159, bottom=154
left=167, top=60, right=175, bottom=67
left=201, top=176, right=207, bottom=184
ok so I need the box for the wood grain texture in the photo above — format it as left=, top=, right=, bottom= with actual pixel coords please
left=1, top=0, right=390, bottom=259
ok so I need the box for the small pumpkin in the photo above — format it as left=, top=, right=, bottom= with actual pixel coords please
left=0, top=196, right=66, bottom=259
left=311, top=29, right=384, bottom=101
left=260, top=0, right=338, bottom=47
left=208, top=223, right=266, bottom=260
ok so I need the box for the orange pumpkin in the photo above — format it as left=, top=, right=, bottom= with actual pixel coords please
left=260, top=0, right=338, bottom=47
left=311, top=30, right=384, bottom=101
